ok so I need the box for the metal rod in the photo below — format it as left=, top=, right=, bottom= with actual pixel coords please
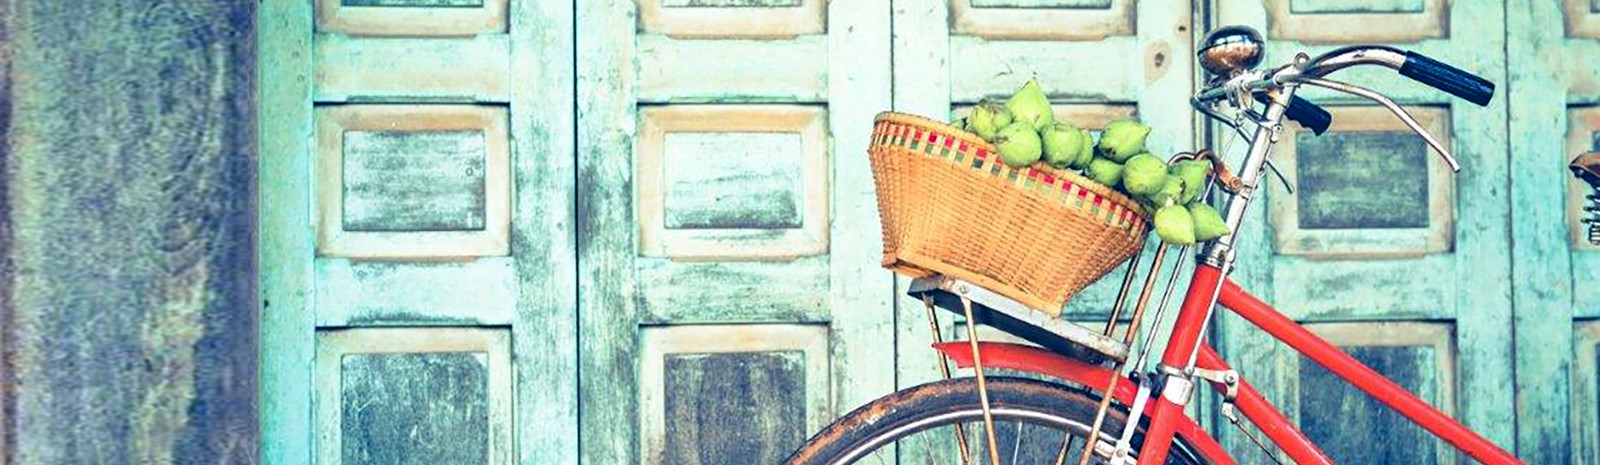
left=1102, top=247, right=1145, bottom=336
left=1053, top=432, right=1077, bottom=465
left=960, top=296, right=1003, bottom=465
left=924, top=296, right=974, bottom=465
left=1121, top=245, right=1171, bottom=347
left=1076, top=370, right=1124, bottom=465
left=1134, top=245, right=1193, bottom=373
left=1297, top=77, right=1459, bottom=171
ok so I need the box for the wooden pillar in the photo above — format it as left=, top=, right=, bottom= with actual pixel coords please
left=1, top=1, right=257, bottom=463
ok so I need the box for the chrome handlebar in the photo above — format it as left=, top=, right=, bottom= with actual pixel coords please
left=1194, top=45, right=1465, bottom=172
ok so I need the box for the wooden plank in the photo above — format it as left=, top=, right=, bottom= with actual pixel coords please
left=1260, top=0, right=1445, bottom=42
left=826, top=0, right=895, bottom=438
left=637, top=35, right=827, bottom=103
left=1508, top=0, right=1578, bottom=461
left=315, top=258, right=517, bottom=326
left=315, top=0, right=506, bottom=36
left=507, top=0, right=578, bottom=463
left=341, top=130, right=488, bottom=232
left=576, top=0, right=639, bottom=463
left=262, top=0, right=317, bottom=464
left=636, top=258, right=830, bottom=324
left=315, top=328, right=512, bottom=465
left=637, top=0, right=824, bottom=39
left=1572, top=321, right=1600, bottom=464
left=638, top=325, right=830, bottom=465
left=950, top=0, right=1134, bottom=40
left=636, top=105, right=829, bottom=261
left=3, top=0, right=258, bottom=463
left=661, top=132, right=804, bottom=230
left=949, top=36, right=1140, bottom=102
left=315, top=34, right=510, bottom=103
left=314, top=104, right=511, bottom=258
left=1292, top=322, right=1456, bottom=464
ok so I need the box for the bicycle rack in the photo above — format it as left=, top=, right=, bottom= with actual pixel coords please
left=907, top=152, right=1223, bottom=465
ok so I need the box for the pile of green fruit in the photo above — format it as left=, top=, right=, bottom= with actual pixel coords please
left=953, top=79, right=1231, bottom=247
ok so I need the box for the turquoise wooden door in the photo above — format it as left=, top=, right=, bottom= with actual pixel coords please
left=260, top=0, right=577, bottom=463
left=1211, top=0, right=1515, bottom=463
left=1507, top=2, right=1600, bottom=463
left=574, top=1, right=894, bottom=464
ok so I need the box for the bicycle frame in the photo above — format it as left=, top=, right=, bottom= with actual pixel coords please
left=933, top=264, right=1521, bottom=464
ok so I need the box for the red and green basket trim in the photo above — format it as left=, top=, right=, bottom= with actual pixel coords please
left=871, top=120, right=1148, bottom=233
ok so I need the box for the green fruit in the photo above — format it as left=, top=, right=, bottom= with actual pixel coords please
left=995, top=122, right=1042, bottom=168
left=1006, top=79, right=1054, bottom=131
left=1154, top=204, right=1196, bottom=246
left=1189, top=202, right=1230, bottom=242
left=1122, top=153, right=1169, bottom=196
left=1086, top=157, right=1123, bottom=187
left=1041, top=122, right=1085, bottom=169
left=968, top=100, right=1012, bottom=141
left=1172, top=160, right=1209, bottom=204
left=1097, top=119, right=1152, bottom=163
left=1147, top=174, right=1185, bottom=207
left=1072, top=128, right=1095, bottom=169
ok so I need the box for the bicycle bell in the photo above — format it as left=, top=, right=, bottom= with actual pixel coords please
left=1198, top=25, right=1264, bottom=78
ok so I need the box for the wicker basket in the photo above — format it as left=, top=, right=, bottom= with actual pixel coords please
left=869, top=112, right=1151, bottom=317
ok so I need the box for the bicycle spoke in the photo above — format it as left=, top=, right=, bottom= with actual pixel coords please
left=1053, top=431, right=1076, bottom=465
left=1009, top=421, right=1022, bottom=465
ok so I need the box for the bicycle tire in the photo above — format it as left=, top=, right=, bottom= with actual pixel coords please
left=783, top=377, right=1211, bottom=465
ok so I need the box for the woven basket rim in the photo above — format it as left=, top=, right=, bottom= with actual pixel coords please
left=874, top=111, right=1152, bottom=219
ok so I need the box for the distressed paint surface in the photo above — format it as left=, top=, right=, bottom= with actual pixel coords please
left=1295, top=132, right=1429, bottom=230
left=5, top=0, right=258, bottom=464
left=340, top=353, right=489, bottom=465
left=1287, top=0, right=1424, bottom=14
left=662, top=132, right=803, bottom=230
left=1298, top=346, right=1444, bottom=464
left=343, top=0, right=483, bottom=6
left=662, top=352, right=806, bottom=465
left=342, top=130, right=488, bottom=232
left=661, top=0, right=800, bottom=6
left=969, top=0, right=1113, bottom=8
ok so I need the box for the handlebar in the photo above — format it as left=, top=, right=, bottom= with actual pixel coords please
left=1194, top=43, right=1492, bottom=173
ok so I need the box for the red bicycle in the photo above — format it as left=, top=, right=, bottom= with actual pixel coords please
left=784, top=26, right=1519, bottom=465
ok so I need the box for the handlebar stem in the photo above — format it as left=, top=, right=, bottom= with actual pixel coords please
left=1203, top=84, right=1298, bottom=270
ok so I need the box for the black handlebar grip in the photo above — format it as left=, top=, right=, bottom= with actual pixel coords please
left=1255, top=93, right=1333, bottom=135
left=1399, top=51, right=1494, bottom=107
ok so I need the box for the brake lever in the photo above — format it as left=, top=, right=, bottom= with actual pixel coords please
left=1296, top=77, right=1461, bottom=172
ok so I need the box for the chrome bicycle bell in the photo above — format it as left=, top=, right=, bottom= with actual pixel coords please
left=1198, top=25, right=1265, bottom=78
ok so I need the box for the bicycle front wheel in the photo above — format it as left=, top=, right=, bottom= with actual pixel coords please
left=783, top=377, right=1211, bottom=465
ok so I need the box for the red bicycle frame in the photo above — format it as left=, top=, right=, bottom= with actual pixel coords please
left=934, top=263, right=1522, bottom=464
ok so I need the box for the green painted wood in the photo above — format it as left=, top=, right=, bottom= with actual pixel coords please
left=314, top=35, right=512, bottom=103
left=1215, top=0, right=1515, bottom=461
left=342, top=130, right=488, bottom=232
left=576, top=1, right=639, bottom=463
left=507, top=1, right=579, bottom=464
left=1507, top=0, right=1578, bottom=462
left=315, top=259, right=518, bottom=327
left=0, top=0, right=12, bottom=459
left=637, top=259, right=830, bottom=325
left=662, top=132, right=804, bottom=230
left=343, top=0, right=483, bottom=7
left=1296, top=132, right=1430, bottom=229
left=636, top=36, right=827, bottom=104
left=1288, top=0, right=1424, bottom=14
left=662, top=352, right=807, bottom=464
left=969, top=0, right=1112, bottom=8
left=1298, top=346, right=1445, bottom=464
left=260, top=1, right=317, bottom=464
left=661, top=0, right=800, bottom=6
left=340, top=353, right=490, bottom=464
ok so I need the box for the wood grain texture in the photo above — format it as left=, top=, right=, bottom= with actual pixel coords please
left=0, top=0, right=13, bottom=460
left=1288, top=0, right=1424, bottom=14
left=1295, top=132, right=1430, bottom=229
left=949, top=0, right=1134, bottom=40
left=341, top=130, right=487, bottom=232
left=637, top=35, right=827, bottom=104
left=662, top=352, right=806, bottom=465
left=1509, top=1, right=1580, bottom=462
left=340, top=353, right=489, bottom=464
left=315, top=0, right=506, bottom=36
left=1293, top=322, right=1456, bottom=464
left=314, top=34, right=511, bottom=103
left=343, top=0, right=483, bottom=6
left=576, top=1, right=639, bottom=464
left=638, top=0, right=824, bottom=39
left=6, top=0, right=258, bottom=463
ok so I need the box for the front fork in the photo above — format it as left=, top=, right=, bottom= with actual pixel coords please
left=1127, top=265, right=1226, bottom=464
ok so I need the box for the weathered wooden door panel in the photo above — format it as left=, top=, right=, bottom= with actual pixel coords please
left=1213, top=0, right=1513, bottom=462
left=261, top=0, right=577, bottom=463
left=1509, top=2, right=1600, bottom=463
left=576, top=1, right=892, bottom=464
